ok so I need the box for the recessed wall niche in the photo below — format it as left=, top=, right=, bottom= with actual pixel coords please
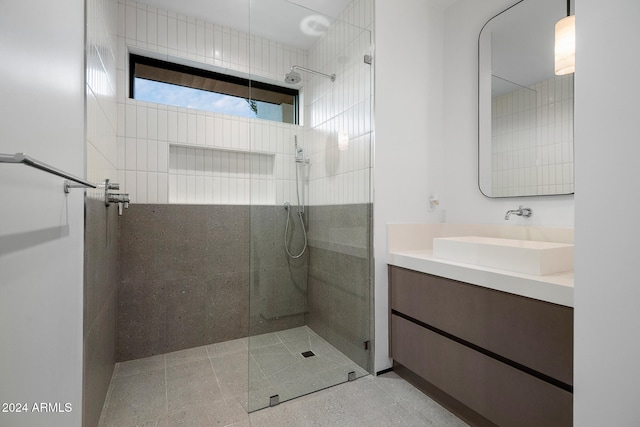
left=168, top=144, right=275, bottom=204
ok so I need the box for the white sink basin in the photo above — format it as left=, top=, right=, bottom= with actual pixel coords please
left=432, top=236, right=573, bottom=275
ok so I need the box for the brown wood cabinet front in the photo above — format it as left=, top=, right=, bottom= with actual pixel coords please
left=389, top=266, right=573, bottom=386
left=388, top=265, right=573, bottom=427
left=391, top=315, right=572, bottom=427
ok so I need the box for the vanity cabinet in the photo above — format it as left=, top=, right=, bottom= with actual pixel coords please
left=389, top=266, right=573, bottom=427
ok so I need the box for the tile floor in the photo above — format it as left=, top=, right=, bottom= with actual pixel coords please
left=247, top=326, right=369, bottom=411
left=99, top=326, right=468, bottom=426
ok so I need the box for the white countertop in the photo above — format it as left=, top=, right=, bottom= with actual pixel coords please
left=387, top=224, right=574, bottom=308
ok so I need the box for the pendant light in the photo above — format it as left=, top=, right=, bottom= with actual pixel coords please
left=555, top=0, right=575, bottom=75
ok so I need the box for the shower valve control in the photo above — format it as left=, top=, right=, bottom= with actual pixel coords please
left=103, top=178, right=130, bottom=215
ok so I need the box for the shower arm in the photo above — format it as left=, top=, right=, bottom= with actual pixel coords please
left=291, top=66, right=336, bottom=82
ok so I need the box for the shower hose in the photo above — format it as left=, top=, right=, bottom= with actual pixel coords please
left=284, top=156, right=307, bottom=259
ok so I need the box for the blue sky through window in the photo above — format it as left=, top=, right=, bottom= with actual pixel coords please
left=135, top=78, right=258, bottom=118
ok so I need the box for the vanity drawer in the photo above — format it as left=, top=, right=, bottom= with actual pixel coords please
left=391, top=314, right=572, bottom=427
left=389, top=266, right=573, bottom=386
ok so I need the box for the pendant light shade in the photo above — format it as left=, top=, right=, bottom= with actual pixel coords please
left=555, top=12, right=575, bottom=75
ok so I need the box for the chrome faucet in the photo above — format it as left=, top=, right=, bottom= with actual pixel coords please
left=504, top=205, right=532, bottom=220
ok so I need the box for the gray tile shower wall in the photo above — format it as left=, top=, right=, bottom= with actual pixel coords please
left=250, top=205, right=308, bottom=336
left=117, top=204, right=307, bottom=362
left=84, top=198, right=119, bottom=427
left=116, top=203, right=370, bottom=366
left=117, top=204, right=250, bottom=361
left=306, top=204, right=373, bottom=372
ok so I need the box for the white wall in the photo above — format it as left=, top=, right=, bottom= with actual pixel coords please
left=442, top=0, right=574, bottom=226
left=116, top=0, right=308, bottom=205
left=306, top=0, right=373, bottom=206
left=0, top=0, right=85, bottom=426
left=87, top=0, right=119, bottom=196
left=574, top=0, right=640, bottom=424
left=116, top=0, right=374, bottom=208
left=373, top=0, right=446, bottom=372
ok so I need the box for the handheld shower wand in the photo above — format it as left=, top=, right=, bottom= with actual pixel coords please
left=294, top=138, right=309, bottom=165
left=284, top=135, right=308, bottom=258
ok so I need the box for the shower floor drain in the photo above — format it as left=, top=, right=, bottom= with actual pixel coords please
left=301, top=351, right=315, bottom=358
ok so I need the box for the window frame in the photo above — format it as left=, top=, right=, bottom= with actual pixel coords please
left=129, top=54, right=299, bottom=124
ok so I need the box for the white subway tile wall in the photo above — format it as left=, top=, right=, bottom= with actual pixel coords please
left=306, top=0, right=374, bottom=206
left=491, top=74, right=574, bottom=197
left=87, top=0, right=119, bottom=199
left=114, top=0, right=373, bottom=205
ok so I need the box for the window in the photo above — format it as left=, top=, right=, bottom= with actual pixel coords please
left=130, top=54, right=299, bottom=124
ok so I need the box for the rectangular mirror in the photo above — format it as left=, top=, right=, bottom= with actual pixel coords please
left=479, top=0, right=574, bottom=197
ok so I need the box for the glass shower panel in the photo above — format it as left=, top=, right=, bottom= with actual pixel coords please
left=248, top=0, right=373, bottom=412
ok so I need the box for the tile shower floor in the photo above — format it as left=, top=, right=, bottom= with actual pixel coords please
left=99, top=326, right=468, bottom=426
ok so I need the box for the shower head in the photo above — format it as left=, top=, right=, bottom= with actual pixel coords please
left=284, top=70, right=302, bottom=84
left=284, top=66, right=335, bottom=84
